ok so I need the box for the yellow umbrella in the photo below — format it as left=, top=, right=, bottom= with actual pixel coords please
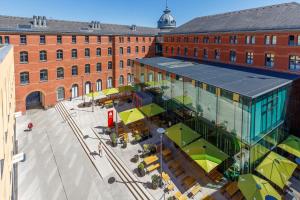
left=255, top=151, right=297, bottom=189
left=119, top=108, right=145, bottom=125
left=102, top=88, right=119, bottom=96
left=278, top=135, right=300, bottom=158
left=139, top=103, right=165, bottom=118
left=238, top=174, right=281, bottom=200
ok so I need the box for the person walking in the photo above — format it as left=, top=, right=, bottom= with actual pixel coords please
left=98, top=141, right=103, bottom=157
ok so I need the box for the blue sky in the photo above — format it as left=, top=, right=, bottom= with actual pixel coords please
left=0, top=0, right=299, bottom=27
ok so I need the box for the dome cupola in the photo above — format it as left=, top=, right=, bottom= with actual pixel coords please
left=157, top=2, right=176, bottom=30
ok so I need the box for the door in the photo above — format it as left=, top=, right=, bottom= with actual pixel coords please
left=85, top=82, right=91, bottom=94
left=71, top=84, right=78, bottom=98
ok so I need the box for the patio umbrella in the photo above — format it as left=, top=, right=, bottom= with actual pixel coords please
left=238, top=174, right=281, bottom=200
left=139, top=103, right=165, bottom=118
left=182, top=139, right=228, bottom=173
left=255, top=151, right=297, bottom=189
left=165, top=123, right=200, bottom=148
left=86, top=91, right=106, bottom=100
left=118, top=85, right=134, bottom=93
left=119, top=108, right=145, bottom=125
left=102, top=88, right=119, bottom=96
left=173, top=95, right=193, bottom=106
left=278, top=135, right=300, bottom=158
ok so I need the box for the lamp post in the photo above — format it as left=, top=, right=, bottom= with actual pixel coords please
left=157, top=127, right=166, bottom=200
left=81, top=76, right=84, bottom=101
left=91, top=83, right=95, bottom=112
left=114, top=99, right=120, bottom=135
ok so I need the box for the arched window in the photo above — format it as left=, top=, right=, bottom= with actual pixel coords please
left=127, top=47, right=131, bottom=54
left=107, top=77, right=113, bottom=88
left=108, top=61, right=112, bottom=70
left=119, top=75, right=124, bottom=86
left=119, top=47, right=123, bottom=55
left=85, top=48, right=90, bottom=57
left=96, top=79, right=102, bottom=91
left=40, top=50, right=47, bottom=61
left=96, top=48, right=101, bottom=56
left=56, top=49, right=63, bottom=60
left=85, top=82, right=91, bottom=94
left=127, top=59, right=131, bottom=66
left=20, top=51, right=28, bottom=63
left=71, top=66, right=78, bottom=76
left=56, top=87, right=65, bottom=101
left=119, top=60, right=124, bottom=69
left=108, top=48, right=112, bottom=56
left=57, top=67, right=64, bottom=79
left=85, top=64, right=90, bottom=74
left=71, top=84, right=79, bottom=98
left=20, top=72, right=29, bottom=84
left=40, top=69, right=48, bottom=81
left=71, top=49, right=77, bottom=59
left=127, top=73, right=131, bottom=84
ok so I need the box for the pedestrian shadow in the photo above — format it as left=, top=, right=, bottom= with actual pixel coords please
left=90, top=151, right=99, bottom=156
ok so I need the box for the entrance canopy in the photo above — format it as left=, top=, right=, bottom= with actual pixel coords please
left=182, top=138, right=228, bottom=173
left=139, top=103, right=165, bottom=118
left=102, top=88, right=119, bottom=96
left=255, top=151, right=297, bottom=189
left=238, top=174, right=281, bottom=200
left=278, top=135, right=300, bottom=158
left=165, top=123, right=200, bottom=148
left=119, top=108, right=145, bottom=125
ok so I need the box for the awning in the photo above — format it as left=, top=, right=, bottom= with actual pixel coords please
left=278, top=135, right=300, bottom=158
left=139, top=103, right=165, bottom=118
left=102, top=88, right=120, bottom=96
left=165, top=123, right=200, bottom=148
left=118, top=85, right=134, bottom=93
left=119, top=108, right=145, bottom=125
left=238, top=174, right=281, bottom=200
left=173, top=95, right=193, bottom=105
left=255, top=151, right=297, bottom=189
left=182, top=138, right=228, bottom=173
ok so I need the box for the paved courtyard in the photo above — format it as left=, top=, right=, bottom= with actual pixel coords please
left=16, top=106, right=134, bottom=200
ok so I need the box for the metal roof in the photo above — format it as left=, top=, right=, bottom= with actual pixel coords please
left=136, top=57, right=299, bottom=98
left=0, top=15, right=160, bottom=36
left=168, top=2, right=300, bottom=34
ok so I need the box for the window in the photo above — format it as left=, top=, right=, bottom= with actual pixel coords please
left=214, top=49, right=220, bottom=60
left=193, top=48, right=198, bottom=57
left=171, top=47, right=174, bottom=55
left=119, top=47, right=123, bottom=55
left=71, top=65, right=78, bottom=76
left=246, top=52, right=254, bottom=64
left=265, top=35, right=271, bottom=45
left=229, top=50, right=236, bottom=63
left=108, top=47, right=112, bottom=56
left=203, top=36, right=209, bottom=43
left=289, top=55, right=300, bottom=70
left=127, top=47, right=131, bottom=54
left=127, top=59, right=131, bottom=66
left=119, top=36, right=124, bottom=43
left=246, top=36, right=250, bottom=44
left=184, top=48, right=188, bottom=56
left=107, top=77, right=113, bottom=88
left=298, top=36, right=300, bottom=46
left=251, top=36, right=256, bottom=44
left=96, top=48, right=101, bottom=56
left=142, top=46, right=145, bottom=53
left=136, top=37, right=138, bottom=42
left=272, top=36, right=277, bottom=45
left=85, top=64, right=90, bottom=74
left=140, top=73, right=145, bottom=83
left=193, top=37, right=199, bottom=43
left=183, top=37, right=188, bottom=43
left=119, top=75, right=124, bottom=86
left=96, top=63, right=102, bottom=72
left=20, top=51, right=28, bottom=63
left=214, top=36, right=221, bottom=44
left=57, top=35, right=62, bottom=44
left=177, top=47, right=180, bottom=55
left=96, top=79, right=102, bottom=91
left=127, top=73, right=132, bottom=84
left=20, top=35, right=27, bottom=44
left=56, top=50, right=63, bottom=60
left=40, top=35, right=46, bottom=44
left=135, top=46, right=139, bottom=53
left=0, top=36, right=2, bottom=44
left=176, top=37, right=181, bottom=42
left=120, top=60, right=124, bottom=69
left=97, top=36, right=101, bottom=43
left=40, top=69, right=48, bottom=81
left=203, top=49, right=208, bottom=59
left=109, top=36, right=113, bottom=43
left=57, top=67, right=64, bottom=79
left=229, top=35, right=238, bottom=44
left=72, top=35, right=76, bottom=44
left=56, top=87, right=65, bottom=101
left=20, top=72, right=29, bottom=84
left=71, top=49, right=77, bottom=59
left=4, top=36, right=9, bottom=44
left=127, top=37, right=130, bottom=43
left=265, top=53, right=275, bottom=67
left=288, top=35, right=294, bottom=46
left=142, top=37, right=145, bottom=42
left=108, top=61, right=112, bottom=70
left=85, top=48, right=90, bottom=57
left=165, top=46, right=169, bottom=54
left=85, top=36, right=89, bottom=43
left=39, top=50, right=47, bottom=61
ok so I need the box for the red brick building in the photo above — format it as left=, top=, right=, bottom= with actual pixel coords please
left=0, top=17, right=159, bottom=113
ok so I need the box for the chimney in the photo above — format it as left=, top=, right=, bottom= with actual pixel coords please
left=131, top=24, right=137, bottom=31
left=33, top=15, right=37, bottom=26
left=37, top=16, right=42, bottom=26
left=42, top=16, right=47, bottom=27
left=96, top=21, right=101, bottom=29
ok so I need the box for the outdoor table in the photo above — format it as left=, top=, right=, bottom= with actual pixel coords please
left=162, top=172, right=170, bottom=182
left=162, top=148, right=172, bottom=157
left=144, top=155, right=158, bottom=165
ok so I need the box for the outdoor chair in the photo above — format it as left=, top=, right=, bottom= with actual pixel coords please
left=146, top=163, right=160, bottom=173
left=187, top=183, right=202, bottom=199
left=174, top=167, right=185, bottom=178
left=165, top=183, right=175, bottom=193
